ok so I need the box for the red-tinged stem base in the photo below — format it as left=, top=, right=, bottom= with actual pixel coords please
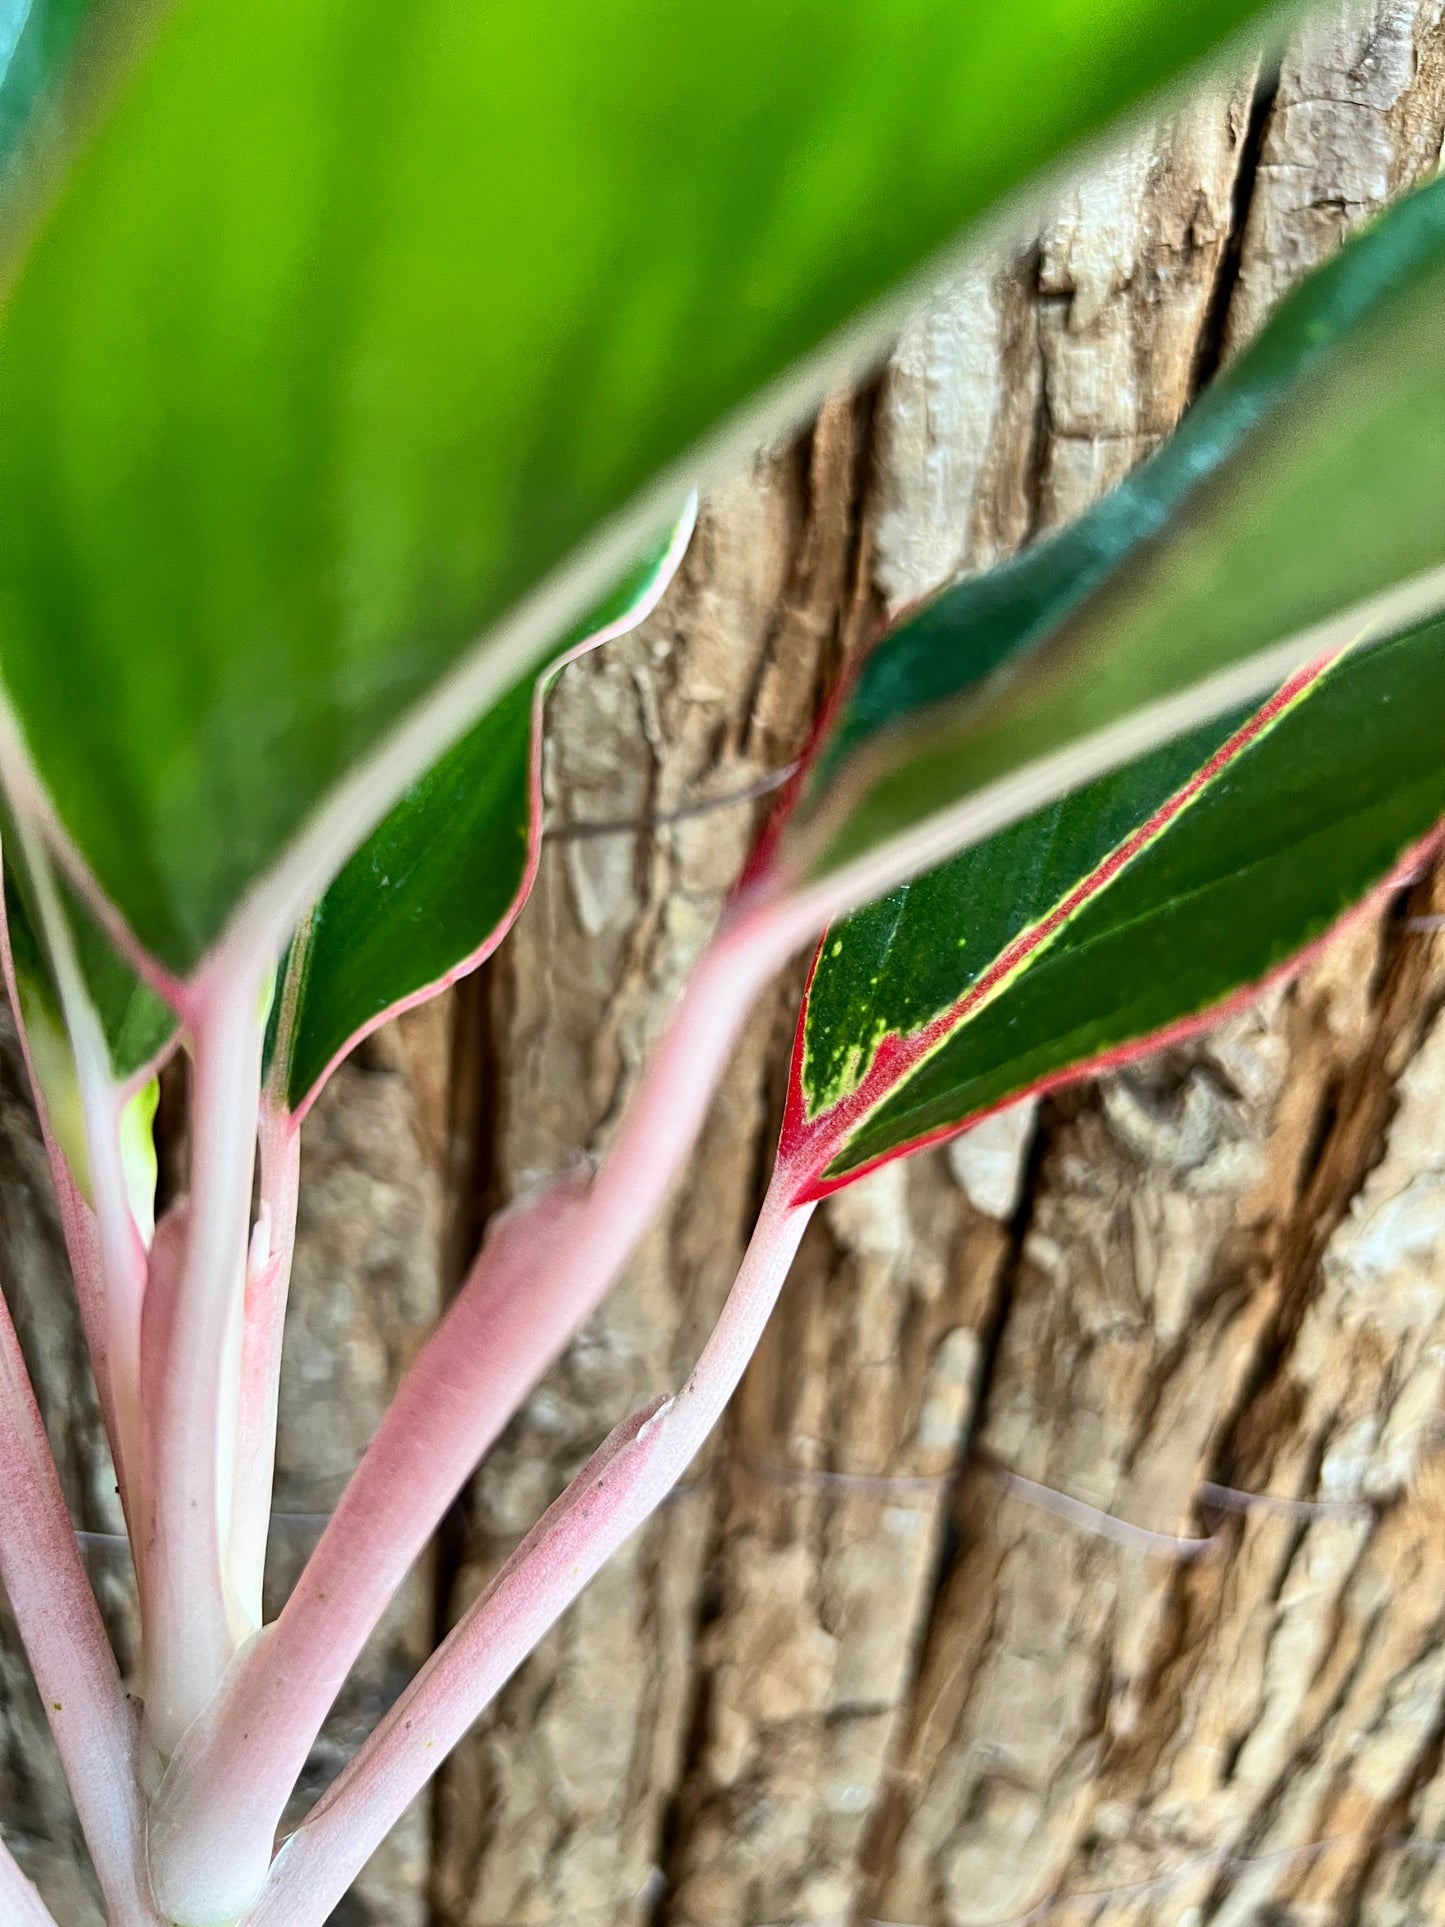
left=0, top=1277, right=160, bottom=1924
left=149, top=898, right=805, bottom=1925
left=228, top=1104, right=303, bottom=1632
left=239, top=1175, right=814, bottom=1927
left=139, top=963, right=268, bottom=1757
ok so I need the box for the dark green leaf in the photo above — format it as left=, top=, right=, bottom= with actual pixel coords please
left=275, top=523, right=684, bottom=1114
left=0, top=0, right=1273, bottom=975
left=785, top=174, right=1445, bottom=881
left=63, top=875, right=175, bottom=1077
left=789, top=622, right=1445, bottom=1194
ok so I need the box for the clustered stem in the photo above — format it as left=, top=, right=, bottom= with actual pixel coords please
left=137, top=960, right=270, bottom=1755
left=146, top=894, right=804, bottom=1921
left=244, top=1175, right=815, bottom=1927
left=0, top=831, right=836, bottom=1926
left=0, top=617, right=910, bottom=1927
left=227, top=1102, right=303, bottom=1633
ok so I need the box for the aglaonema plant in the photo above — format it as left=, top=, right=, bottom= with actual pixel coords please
left=1, top=0, right=1444, bottom=1922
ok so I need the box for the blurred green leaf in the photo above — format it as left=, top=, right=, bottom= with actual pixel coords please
left=274, top=518, right=687, bottom=1115
left=787, top=174, right=1445, bottom=882
left=2, top=810, right=175, bottom=1083
left=0, top=0, right=1273, bottom=976
left=3, top=870, right=94, bottom=1185
left=3, top=858, right=163, bottom=1216
left=0, top=0, right=95, bottom=169
left=790, top=621, right=1445, bottom=1193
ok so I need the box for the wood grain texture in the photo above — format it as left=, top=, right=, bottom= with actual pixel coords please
left=430, top=411, right=872, bottom=1927
left=440, top=9, right=1445, bottom=1925
left=266, top=998, right=455, bottom=1927
left=1224, top=0, right=1445, bottom=354
left=661, top=69, right=1262, bottom=1927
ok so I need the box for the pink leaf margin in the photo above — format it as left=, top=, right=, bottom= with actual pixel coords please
left=0, top=503, right=697, bottom=1072
left=278, top=499, right=697, bottom=1125
left=773, top=651, right=1443, bottom=1203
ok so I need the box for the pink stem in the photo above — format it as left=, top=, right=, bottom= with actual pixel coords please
left=0, top=849, right=148, bottom=1527
left=139, top=960, right=267, bottom=1755
left=147, top=895, right=805, bottom=1921
left=0, top=1837, right=60, bottom=1927
left=240, top=1176, right=814, bottom=1927
left=227, top=1102, right=302, bottom=1632
left=149, top=1172, right=589, bottom=1921
left=0, top=1270, right=162, bottom=1925
left=70, top=1069, right=148, bottom=1536
left=48, top=1172, right=119, bottom=1462
left=0, top=900, right=117, bottom=1448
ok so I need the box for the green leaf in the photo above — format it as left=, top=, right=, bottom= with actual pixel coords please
left=0, top=0, right=1274, bottom=977
left=0, top=0, right=176, bottom=1137
left=784, top=173, right=1445, bottom=883
left=789, top=620, right=1445, bottom=1195
left=273, top=517, right=688, bottom=1116
left=3, top=842, right=169, bottom=1208
left=4, top=875, right=92, bottom=1184
left=1, top=809, right=175, bottom=1084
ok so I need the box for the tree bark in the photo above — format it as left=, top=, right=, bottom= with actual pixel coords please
left=5, top=5, right=1445, bottom=1926
left=436, top=8, right=1445, bottom=1926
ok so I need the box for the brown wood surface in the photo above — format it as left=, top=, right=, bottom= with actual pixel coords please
left=4, top=5, right=1445, bottom=1922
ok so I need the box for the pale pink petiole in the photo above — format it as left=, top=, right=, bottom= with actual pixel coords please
left=0, top=891, right=124, bottom=1478
left=148, top=1172, right=592, bottom=1921
left=138, top=952, right=269, bottom=1755
left=239, top=1171, right=815, bottom=1927
left=0, top=826, right=152, bottom=1529
left=148, top=890, right=809, bottom=1922
left=0, top=1263, right=162, bottom=1925
left=227, top=1098, right=302, bottom=1632
left=62, top=1050, right=149, bottom=1544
